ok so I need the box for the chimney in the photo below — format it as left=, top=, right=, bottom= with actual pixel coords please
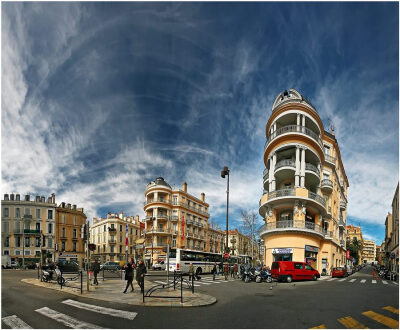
left=182, top=182, right=187, bottom=193
left=51, top=193, right=55, bottom=204
left=73, top=205, right=77, bottom=210
left=4, top=194, right=9, bottom=201
left=201, top=193, right=205, bottom=202
left=41, top=196, right=45, bottom=203
left=10, top=194, right=15, bottom=201
left=119, top=211, right=123, bottom=219
left=36, top=196, right=40, bottom=202
left=62, top=202, right=66, bottom=208
left=24, top=195, right=30, bottom=201
left=16, top=194, right=20, bottom=201
left=67, top=203, right=71, bottom=209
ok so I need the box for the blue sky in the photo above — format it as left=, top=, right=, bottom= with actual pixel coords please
left=2, top=2, right=398, bottom=244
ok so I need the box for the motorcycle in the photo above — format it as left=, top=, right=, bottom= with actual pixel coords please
left=244, top=266, right=257, bottom=283
left=255, top=268, right=272, bottom=283
left=42, top=269, right=54, bottom=282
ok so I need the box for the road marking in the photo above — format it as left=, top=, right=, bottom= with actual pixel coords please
left=382, top=306, right=399, bottom=314
left=382, top=280, right=388, bottom=284
left=393, top=282, right=398, bottom=285
left=310, top=324, right=326, bottom=328
left=372, top=280, right=377, bottom=284
left=360, top=279, right=366, bottom=283
left=338, top=278, right=347, bottom=282
left=197, top=281, right=212, bottom=285
left=327, top=278, right=337, bottom=281
left=362, top=310, right=399, bottom=328
left=337, top=316, right=368, bottom=328
left=35, top=307, right=103, bottom=329
left=62, top=299, right=137, bottom=320
left=2, top=315, right=32, bottom=329
left=348, top=279, right=356, bottom=283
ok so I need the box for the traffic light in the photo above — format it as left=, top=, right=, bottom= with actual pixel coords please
left=88, top=243, right=96, bottom=251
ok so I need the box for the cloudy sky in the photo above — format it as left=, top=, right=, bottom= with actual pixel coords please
left=2, top=2, right=398, bottom=244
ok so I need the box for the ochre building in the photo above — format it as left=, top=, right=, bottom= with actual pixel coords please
left=144, top=177, right=210, bottom=266
left=259, top=89, right=349, bottom=273
left=346, top=224, right=364, bottom=264
left=362, top=240, right=376, bottom=264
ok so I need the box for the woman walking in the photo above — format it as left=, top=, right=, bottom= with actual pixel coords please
left=123, top=257, right=135, bottom=293
left=136, top=259, right=147, bottom=293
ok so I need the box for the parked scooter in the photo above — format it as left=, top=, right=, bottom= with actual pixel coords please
left=244, top=266, right=257, bottom=283
left=42, top=269, right=54, bottom=282
left=255, top=267, right=272, bottom=283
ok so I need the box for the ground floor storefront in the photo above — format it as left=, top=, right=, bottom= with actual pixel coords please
left=263, top=233, right=346, bottom=273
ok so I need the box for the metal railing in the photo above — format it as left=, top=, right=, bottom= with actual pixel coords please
left=263, top=168, right=269, bottom=181
left=321, top=179, right=333, bottom=188
left=305, top=163, right=319, bottom=175
left=175, top=202, right=209, bottom=216
left=308, top=191, right=327, bottom=208
left=102, top=268, right=123, bottom=280
left=339, top=216, right=345, bottom=227
left=258, top=220, right=326, bottom=236
left=340, top=201, right=347, bottom=209
left=171, top=216, right=179, bottom=221
left=324, top=154, right=336, bottom=164
left=265, top=125, right=323, bottom=150
left=144, top=198, right=172, bottom=206
left=275, top=159, right=295, bottom=170
left=267, top=189, right=295, bottom=200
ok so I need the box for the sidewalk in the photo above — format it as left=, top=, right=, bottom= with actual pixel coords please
left=21, top=278, right=217, bottom=307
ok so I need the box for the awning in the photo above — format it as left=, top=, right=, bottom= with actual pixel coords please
left=135, top=238, right=145, bottom=244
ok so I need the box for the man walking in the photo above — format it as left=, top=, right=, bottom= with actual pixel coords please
left=188, top=263, right=194, bottom=282
left=224, top=262, right=229, bottom=281
left=92, top=258, right=100, bottom=285
left=212, top=263, right=217, bottom=281
left=136, top=259, right=147, bottom=293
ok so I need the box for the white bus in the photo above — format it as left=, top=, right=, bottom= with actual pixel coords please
left=168, top=249, right=223, bottom=275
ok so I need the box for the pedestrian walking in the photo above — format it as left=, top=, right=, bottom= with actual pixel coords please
left=123, top=257, right=135, bottom=293
left=212, top=263, right=217, bottom=281
left=188, top=263, right=194, bottom=281
left=92, top=259, right=100, bottom=285
left=233, top=263, right=238, bottom=279
left=218, top=261, right=223, bottom=276
left=224, top=262, right=229, bottom=281
left=136, top=259, right=147, bottom=293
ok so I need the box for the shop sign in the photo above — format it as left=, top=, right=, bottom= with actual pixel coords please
left=272, top=248, right=293, bottom=254
left=346, top=250, right=350, bottom=259
left=305, top=245, right=319, bottom=253
left=59, top=254, right=78, bottom=258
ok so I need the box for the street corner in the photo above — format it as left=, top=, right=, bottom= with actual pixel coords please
left=20, top=278, right=84, bottom=296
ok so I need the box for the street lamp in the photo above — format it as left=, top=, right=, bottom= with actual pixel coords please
left=150, top=217, right=156, bottom=267
left=221, top=166, right=230, bottom=254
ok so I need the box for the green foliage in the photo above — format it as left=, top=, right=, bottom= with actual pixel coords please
left=346, top=237, right=361, bottom=264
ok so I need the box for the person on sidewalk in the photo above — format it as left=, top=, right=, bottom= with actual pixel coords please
left=136, top=259, right=147, bottom=294
left=123, top=257, right=135, bottom=293
left=92, top=259, right=100, bottom=285
left=233, top=263, right=238, bottom=279
left=212, top=263, right=217, bottom=281
left=224, top=262, right=229, bottom=281
left=218, top=261, right=223, bottom=276
left=188, top=263, right=194, bottom=282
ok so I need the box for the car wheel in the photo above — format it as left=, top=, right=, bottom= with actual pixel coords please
left=286, top=275, right=293, bottom=283
left=313, top=274, right=317, bottom=281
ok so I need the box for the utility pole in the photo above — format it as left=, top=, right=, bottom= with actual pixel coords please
left=86, top=223, right=90, bottom=292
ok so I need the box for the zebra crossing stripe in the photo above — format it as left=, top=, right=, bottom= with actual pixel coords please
left=382, top=280, right=388, bottom=285
left=349, top=279, right=356, bottom=283
left=2, top=315, right=32, bottom=329
left=394, top=282, right=399, bottom=285
left=360, top=279, right=366, bottom=283
left=372, top=280, right=377, bottom=284
left=327, top=278, right=337, bottom=281
left=35, top=307, right=103, bottom=329
left=62, top=299, right=137, bottom=320
left=338, top=278, right=347, bottom=282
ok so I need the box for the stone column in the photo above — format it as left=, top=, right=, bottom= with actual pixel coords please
left=271, top=153, right=277, bottom=191
left=268, top=156, right=273, bottom=192
left=295, top=145, right=300, bottom=186
left=300, top=148, right=306, bottom=187
left=297, top=113, right=300, bottom=127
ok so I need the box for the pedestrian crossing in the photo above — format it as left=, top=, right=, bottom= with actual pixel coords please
left=153, top=276, right=238, bottom=287
left=311, top=305, right=399, bottom=329
left=324, top=277, right=398, bottom=285
left=2, top=299, right=138, bottom=329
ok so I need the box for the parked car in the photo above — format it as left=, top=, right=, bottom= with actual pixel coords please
left=271, top=261, right=320, bottom=283
left=152, top=261, right=166, bottom=270
left=100, top=261, right=120, bottom=271
left=57, top=260, right=79, bottom=273
left=332, top=267, right=348, bottom=278
left=24, top=263, right=36, bottom=269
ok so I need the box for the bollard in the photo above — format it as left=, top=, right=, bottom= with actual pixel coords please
left=173, top=271, right=176, bottom=290
left=142, top=275, right=145, bottom=303
left=102, top=268, right=104, bottom=281
left=192, top=273, right=194, bottom=294
left=60, top=270, right=63, bottom=290
left=80, top=270, right=83, bottom=294
left=37, top=266, right=39, bottom=280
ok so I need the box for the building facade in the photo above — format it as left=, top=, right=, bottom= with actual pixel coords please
left=384, top=183, right=399, bottom=272
left=206, top=224, right=224, bottom=254
left=362, top=240, right=376, bottom=264
left=144, top=178, right=210, bottom=265
left=224, top=229, right=257, bottom=259
left=2, top=193, right=56, bottom=264
left=346, top=224, right=364, bottom=265
left=90, top=213, right=142, bottom=263
left=258, top=89, right=349, bottom=273
left=55, top=202, right=87, bottom=266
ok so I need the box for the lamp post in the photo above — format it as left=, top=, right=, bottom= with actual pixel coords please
left=150, top=217, right=155, bottom=267
left=221, top=166, right=230, bottom=254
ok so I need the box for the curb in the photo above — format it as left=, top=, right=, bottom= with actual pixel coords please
left=21, top=278, right=217, bottom=307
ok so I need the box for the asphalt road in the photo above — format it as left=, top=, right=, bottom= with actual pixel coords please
left=2, top=265, right=398, bottom=328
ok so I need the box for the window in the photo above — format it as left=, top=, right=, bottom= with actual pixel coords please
left=103, top=245, right=106, bottom=252
left=36, top=209, right=41, bottom=219
left=25, top=237, right=30, bottom=247
left=130, top=228, right=133, bottom=234
left=73, top=229, right=77, bottom=238
left=24, top=207, right=31, bottom=216
left=73, top=242, right=76, bottom=252
left=24, top=221, right=30, bottom=230
left=173, top=196, right=178, bottom=205
left=48, top=223, right=52, bottom=234
left=15, top=250, right=20, bottom=255
left=73, top=216, right=77, bottom=225
left=47, top=237, right=52, bottom=248
left=324, top=145, right=330, bottom=155
left=24, top=250, right=31, bottom=255
left=135, top=229, right=138, bottom=236
left=62, top=227, right=66, bottom=237
left=15, top=236, right=21, bottom=247
left=104, top=225, right=106, bottom=231
left=35, top=237, right=41, bottom=247
left=61, top=242, right=65, bottom=251
left=110, top=246, right=114, bottom=253
left=61, top=214, right=66, bottom=224
left=47, top=210, right=53, bottom=220
left=111, top=223, right=115, bottom=229
left=36, top=223, right=40, bottom=231
left=130, top=237, right=132, bottom=244
left=120, top=235, right=122, bottom=242
left=119, top=245, right=122, bottom=253
left=3, top=208, right=9, bottom=217
left=284, top=182, right=292, bottom=188
left=3, top=222, right=10, bottom=234
left=15, top=208, right=21, bottom=218
left=4, top=237, right=10, bottom=247
left=305, top=264, right=313, bottom=270
left=120, top=225, right=122, bottom=231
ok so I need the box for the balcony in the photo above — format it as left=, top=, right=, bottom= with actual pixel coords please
left=186, top=219, right=194, bottom=225
left=109, top=238, right=117, bottom=244
left=263, top=168, right=269, bottom=183
left=305, top=163, right=320, bottom=177
left=108, top=227, right=117, bottom=232
left=340, top=239, right=345, bottom=247
left=14, top=229, right=23, bottom=235
left=23, top=229, right=41, bottom=235
left=340, top=201, right=347, bottom=210
left=146, top=228, right=171, bottom=235
left=258, top=220, right=327, bottom=239
left=324, top=154, right=336, bottom=166
left=144, top=198, right=172, bottom=206
left=177, top=202, right=209, bottom=217
left=275, top=159, right=295, bottom=172
left=265, top=125, right=323, bottom=152
left=339, top=216, right=345, bottom=228
left=171, top=215, right=179, bottom=221
left=321, top=179, right=333, bottom=193
left=145, top=216, right=171, bottom=221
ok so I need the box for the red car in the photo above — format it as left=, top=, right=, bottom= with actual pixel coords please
left=331, top=267, right=348, bottom=278
left=271, top=261, right=320, bottom=283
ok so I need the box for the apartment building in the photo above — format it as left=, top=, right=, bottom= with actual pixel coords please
left=258, top=89, right=349, bottom=273
left=206, top=224, right=225, bottom=254
left=55, top=202, right=87, bottom=266
left=1, top=193, right=56, bottom=264
left=144, top=177, right=210, bottom=265
left=224, top=229, right=254, bottom=258
left=362, top=240, right=376, bottom=264
left=346, top=224, right=364, bottom=265
left=90, top=212, right=142, bottom=263
left=384, top=183, right=399, bottom=272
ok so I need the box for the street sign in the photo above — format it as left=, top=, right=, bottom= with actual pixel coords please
left=224, top=253, right=230, bottom=259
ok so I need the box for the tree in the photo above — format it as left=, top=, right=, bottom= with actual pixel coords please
left=240, top=210, right=262, bottom=263
left=346, top=237, right=361, bottom=265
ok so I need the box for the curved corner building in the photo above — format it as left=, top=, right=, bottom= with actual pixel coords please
left=259, top=89, right=349, bottom=272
